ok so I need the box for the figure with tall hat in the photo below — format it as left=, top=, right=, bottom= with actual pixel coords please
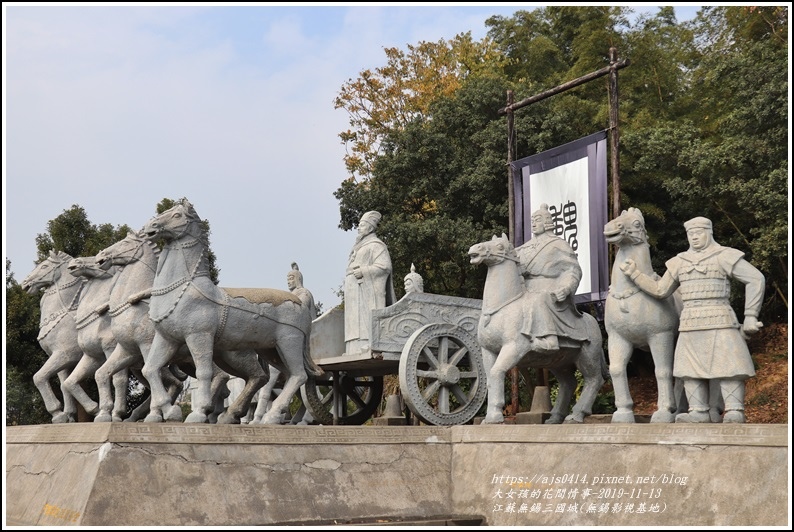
left=287, top=262, right=316, bottom=318
left=403, top=263, right=424, bottom=295
left=344, top=211, right=396, bottom=356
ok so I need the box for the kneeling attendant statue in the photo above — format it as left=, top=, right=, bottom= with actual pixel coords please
left=620, top=216, right=765, bottom=423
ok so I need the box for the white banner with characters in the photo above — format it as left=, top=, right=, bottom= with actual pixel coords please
left=511, top=130, right=609, bottom=304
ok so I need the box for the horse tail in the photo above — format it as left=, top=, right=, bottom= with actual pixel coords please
left=303, top=333, right=324, bottom=377
left=600, top=347, right=610, bottom=382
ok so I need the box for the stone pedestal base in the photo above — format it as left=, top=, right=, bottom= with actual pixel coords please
left=5, top=423, right=788, bottom=526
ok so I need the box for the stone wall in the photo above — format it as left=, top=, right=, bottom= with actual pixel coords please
left=5, top=423, right=788, bottom=526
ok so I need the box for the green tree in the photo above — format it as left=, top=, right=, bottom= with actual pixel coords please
left=621, top=6, right=788, bottom=320
left=34, top=204, right=132, bottom=261
left=5, top=259, right=51, bottom=425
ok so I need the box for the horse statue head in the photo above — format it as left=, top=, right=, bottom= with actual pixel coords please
left=96, top=230, right=158, bottom=271
left=603, top=207, right=648, bottom=247
left=68, top=256, right=113, bottom=280
left=142, top=200, right=204, bottom=244
left=467, top=233, right=520, bottom=268
left=21, top=250, right=75, bottom=294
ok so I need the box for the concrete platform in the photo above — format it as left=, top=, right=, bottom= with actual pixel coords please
left=5, top=423, right=789, bottom=527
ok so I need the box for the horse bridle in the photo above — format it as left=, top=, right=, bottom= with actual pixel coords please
left=484, top=245, right=520, bottom=264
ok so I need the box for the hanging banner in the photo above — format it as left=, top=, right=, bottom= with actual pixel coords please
left=510, top=130, right=609, bottom=304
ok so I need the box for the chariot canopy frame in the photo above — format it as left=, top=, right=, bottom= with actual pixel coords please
left=497, top=48, right=630, bottom=414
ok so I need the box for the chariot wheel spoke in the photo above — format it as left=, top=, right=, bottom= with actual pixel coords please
left=420, top=380, right=441, bottom=402
left=421, top=347, right=440, bottom=369
left=438, top=337, right=450, bottom=364
left=451, top=384, right=469, bottom=405
left=448, top=346, right=468, bottom=366
left=438, top=387, right=450, bottom=413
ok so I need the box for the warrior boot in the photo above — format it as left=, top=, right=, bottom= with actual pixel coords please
left=675, top=379, right=711, bottom=423
left=720, top=379, right=746, bottom=423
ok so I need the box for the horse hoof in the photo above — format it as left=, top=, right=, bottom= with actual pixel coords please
left=144, top=412, right=164, bottom=423
left=52, top=412, right=73, bottom=424
left=262, top=413, right=283, bottom=424
left=184, top=411, right=208, bottom=423
left=611, top=411, right=637, bottom=423
left=650, top=410, right=675, bottom=423
left=722, top=410, right=745, bottom=423
left=482, top=413, right=504, bottom=424
left=563, top=415, right=584, bottom=424
left=675, top=411, right=710, bottom=423
left=216, top=413, right=240, bottom=425
left=94, top=412, right=113, bottom=423
left=545, top=414, right=565, bottom=424
left=165, top=405, right=184, bottom=422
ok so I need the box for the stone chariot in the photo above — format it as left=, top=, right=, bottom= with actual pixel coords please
left=303, top=290, right=488, bottom=426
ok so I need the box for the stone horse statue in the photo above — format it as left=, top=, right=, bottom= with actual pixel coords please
left=604, top=208, right=679, bottom=423
left=140, top=200, right=323, bottom=424
left=61, top=256, right=129, bottom=419
left=469, top=234, right=608, bottom=424
left=93, top=230, right=259, bottom=423
left=21, top=251, right=95, bottom=423
left=605, top=208, right=723, bottom=422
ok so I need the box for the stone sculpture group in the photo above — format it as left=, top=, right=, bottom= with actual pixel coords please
left=22, top=199, right=765, bottom=426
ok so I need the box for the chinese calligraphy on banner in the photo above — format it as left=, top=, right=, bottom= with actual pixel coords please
left=511, top=130, right=609, bottom=304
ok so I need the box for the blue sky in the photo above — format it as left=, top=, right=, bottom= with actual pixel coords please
left=3, top=3, right=704, bottom=310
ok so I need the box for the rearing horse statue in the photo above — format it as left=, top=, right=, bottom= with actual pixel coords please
left=21, top=251, right=94, bottom=423
left=604, top=208, right=679, bottom=423
left=141, top=200, right=323, bottom=424
left=469, top=234, right=608, bottom=424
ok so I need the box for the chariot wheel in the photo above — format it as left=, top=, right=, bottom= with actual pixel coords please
left=301, top=371, right=383, bottom=425
left=399, top=323, right=487, bottom=426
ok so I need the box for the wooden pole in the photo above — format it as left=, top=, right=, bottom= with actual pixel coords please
left=506, top=90, right=521, bottom=416
left=499, top=59, right=630, bottom=115
left=609, top=47, right=621, bottom=219
left=507, top=90, right=515, bottom=245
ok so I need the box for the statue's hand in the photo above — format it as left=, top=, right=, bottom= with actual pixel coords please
left=620, top=259, right=637, bottom=278
left=741, top=316, right=763, bottom=340
left=552, top=287, right=568, bottom=302
left=353, top=266, right=364, bottom=280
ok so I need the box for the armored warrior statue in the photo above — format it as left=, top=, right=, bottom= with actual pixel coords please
left=621, top=216, right=765, bottom=423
